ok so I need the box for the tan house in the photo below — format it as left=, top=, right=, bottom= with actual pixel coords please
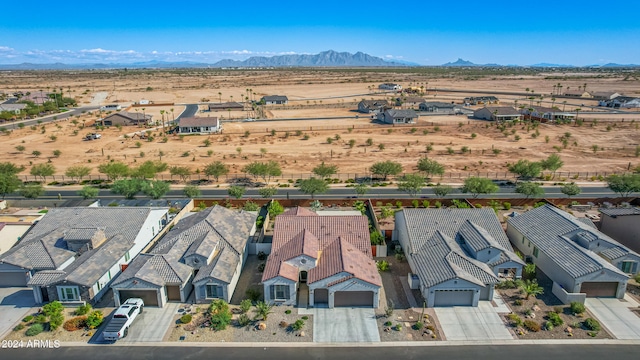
left=98, top=111, right=153, bottom=126
left=474, top=106, right=521, bottom=121
left=598, top=208, right=640, bottom=254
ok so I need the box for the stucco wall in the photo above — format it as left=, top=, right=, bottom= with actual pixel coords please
left=308, top=272, right=380, bottom=308
left=263, top=277, right=297, bottom=306
left=423, top=278, right=483, bottom=307
left=600, top=215, right=640, bottom=254
left=552, top=281, right=586, bottom=305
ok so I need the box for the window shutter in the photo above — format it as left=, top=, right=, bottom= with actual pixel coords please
left=284, top=285, right=290, bottom=300
left=269, top=285, right=275, bottom=300
left=200, top=285, right=206, bottom=299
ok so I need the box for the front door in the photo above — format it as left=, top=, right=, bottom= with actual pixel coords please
left=41, top=287, right=49, bottom=302
left=299, top=271, right=308, bottom=283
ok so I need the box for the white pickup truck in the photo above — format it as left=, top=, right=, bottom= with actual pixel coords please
left=102, top=298, right=144, bottom=341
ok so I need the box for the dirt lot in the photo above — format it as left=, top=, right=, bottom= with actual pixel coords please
left=2, top=69, right=640, bottom=178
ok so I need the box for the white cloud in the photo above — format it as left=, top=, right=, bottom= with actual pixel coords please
left=0, top=46, right=15, bottom=51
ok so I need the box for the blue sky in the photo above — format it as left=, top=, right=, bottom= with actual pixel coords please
left=1, top=1, right=639, bottom=65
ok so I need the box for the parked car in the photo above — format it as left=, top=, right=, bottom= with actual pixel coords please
left=102, top=298, right=144, bottom=341
left=85, top=133, right=101, bottom=140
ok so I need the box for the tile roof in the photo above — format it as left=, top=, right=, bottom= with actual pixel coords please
left=359, top=100, right=389, bottom=108
left=208, top=102, right=244, bottom=109
left=262, top=95, right=288, bottom=101
left=385, top=109, right=418, bottom=118
left=507, top=205, right=633, bottom=278
left=105, top=111, right=152, bottom=121
left=576, top=218, right=597, bottom=228
left=308, top=237, right=381, bottom=286
left=599, top=207, right=640, bottom=217
left=27, top=270, right=66, bottom=286
left=420, top=102, right=458, bottom=108
left=483, top=106, right=520, bottom=116
left=178, top=116, right=219, bottom=127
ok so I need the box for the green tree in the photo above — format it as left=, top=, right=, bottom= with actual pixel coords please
left=416, top=158, right=445, bottom=179
left=31, top=150, right=41, bottom=158
left=131, top=160, right=167, bottom=179
left=268, top=200, right=284, bottom=217
left=98, top=161, right=130, bottom=181
left=183, top=185, right=201, bottom=198
left=242, top=161, right=282, bottom=183
left=461, top=177, right=499, bottom=198
left=312, top=162, right=338, bottom=179
left=204, top=161, right=229, bottom=182
left=298, top=177, right=329, bottom=199
left=65, top=165, right=91, bottom=182
left=606, top=174, right=640, bottom=197
left=540, top=154, right=564, bottom=179
left=30, top=163, right=55, bottom=182
left=515, top=182, right=545, bottom=199
left=432, top=184, right=453, bottom=197
left=52, top=149, right=61, bottom=158
left=0, top=173, right=22, bottom=199
left=228, top=185, right=246, bottom=199
left=77, top=186, right=99, bottom=199
left=15, top=145, right=25, bottom=153
left=19, top=183, right=45, bottom=199
left=111, top=179, right=145, bottom=199
left=142, top=180, right=171, bottom=199
left=397, top=174, right=425, bottom=197
left=208, top=299, right=232, bottom=331
left=169, top=166, right=192, bottom=183
left=508, top=159, right=542, bottom=181
left=253, top=301, right=274, bottom=321
left=258, top=186, right=278, bottom=198
left=354, top=183, right=369, bottom=198
left=0, top=162, right=25, bottom=175
left=561, top=182, right=581, bottom=198
left=518, top=279, right=544, bottom=300
left=370, top=161, right=403, bottom=181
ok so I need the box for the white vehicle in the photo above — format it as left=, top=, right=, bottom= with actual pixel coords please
left=102, top=298, right=144, bottom=341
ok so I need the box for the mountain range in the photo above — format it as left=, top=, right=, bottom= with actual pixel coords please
left=441, top=58, right=639, bottom=68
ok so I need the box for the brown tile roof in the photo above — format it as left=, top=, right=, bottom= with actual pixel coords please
left=308, top=237, right=381, bottom=286
left=178, top=116, right=219, bottom=127
left=281, top=207, right=318, bottom=217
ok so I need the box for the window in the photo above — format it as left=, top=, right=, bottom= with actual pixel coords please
left=621, top=261, right=637, bottom=274
left=125, top=251, right=130, bottom=262
left=97, top=282, right=102, bottom=291
left=533, top=247, right=539, bottom=258
left=206, top=284, right=223, bottom=298
left=107, top=270, right=112, bottom=280
left=527, top=239, right=531, bottom=248
left=272, top=284, right=290, bottom=301
left=58, top=286, right=80, bottom=301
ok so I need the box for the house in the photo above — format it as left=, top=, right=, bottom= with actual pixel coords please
left=396, top=96, right=424, bottom=108
left=357, top=100, right=389, bottom=114
left=100, top=104, right=122, bottom=111
left=379, top=83, right=402, bottom=91
left=377, top=109, right=418, bottom=124
left=262, top=207, right=381, bottom=308
left=111, top=206, right=257, bottom=307
left=208, top=102, right=244, bottom=111
left=21, top=91, right=50, bottom=105
left=0, top=207, right=169, bottom=305
left=419, top=102, right=462, bottom=114
left=474, top=106, right=521, bottom=121
left=98, top=111, right=153, bottom=126
left=520, top=106, right=575, bottom=122
left=261, top=95, right=288, bottom=105
left=507, top=205, right=640, bottom=303
left=178, top=117, right=221, bottom=134
left=564, top=90, right=593, bottom=98
left=463, top=96, right=499, bottom=105
left=0, top=103, right=26, bottom=114
left=603, top=97, right=640, bottom=108
left=590, top=91, right=621, bottom=100
left=598, top=207, right=640, bottom=254
left=394, top=208, right=524, bottom=307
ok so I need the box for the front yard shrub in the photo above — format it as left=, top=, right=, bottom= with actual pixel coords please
left=496, top=280, right=517, bottom=289
left=13, top=324, right=25, bottom=331
left=507, top=313, right=523, bottom=327
left=385, top=300, right=394, bottom=317
left=63, top=316, right=87, bottom=331
left=291, top=319, right=305, bottom=331
left=376, top=260, right=390, bottom=272
left=584, top=318, right=601, bottom=332
left=524, top=320, right=541, bottom=332
left=570, top=302, right=585, bottom=315
left=503, top=202, right=511, bottom=210
left=253, top=301, right=274, bottom=321
left=246, top=287, right=261, bottom=302
left=553, top=306, right=563, bottom=314
left=86, top=310, right=104, bottom=329
left=42, top=301, right=64, bottom=317
left=413, top=321, right=424, bottom=330
left=411, top=199, right=420, bottom=208
left=35, top=315, right=47, bottom=324
left=635, top=273, right=640, bottom=283
left=22, top=315, right=34, bottom=323
left=75, top=303, right=92, bottom=316
left=240, top=299, right=252, bottom=313
left=545, top=321, right=554, bottom=331
left=237, top=313, right=251, bottom=327
left=547, top=311, right=563, bottom=327
left=209, top=299, right=233, bottom=331
left=384, top=321, right=392, bottom=327
left=394, top=323, right=402, bottom=331
left=49, top=312, right=64, bottom=330
left=180, top=314, right=193, bottom=324
left=26, top=323, right=44, bottom=336
left=301, top=316, right=308, bottom=320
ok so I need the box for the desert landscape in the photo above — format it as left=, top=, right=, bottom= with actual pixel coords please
left=1, top=68, right=640, bottom=180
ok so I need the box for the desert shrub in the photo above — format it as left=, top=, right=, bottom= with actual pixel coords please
left=570, top=302, right=585, bottom=315
left=384, top=321, right=392, bottom=327
left=523, top=320, right=541, bottom=332
left=86, top=310, right=104, bottom=329
left=413, top=321, right=424, bottom=330
left=395, top=323, right=402, bottom=331
left=547, top=311, right=564, bottom=327
left=49, top=313, right=64, bottom=330
left=291, top=319, right=305, bottom=331
left=246, top=287, right=261, bottom=302
left=180, top=314, right=193, bottom=324
left=302, top=316, right=308, bottom=320
left=23, top=315, right=34, bottom=323
left=385, top=300, right=394, bottom=317
left=285, top=309, right=292, bottom=314
left=63, top=316, right=87, bottom=331
left=496, top=280, right=517, bottom=289
left=240, top=299, right=252, bottom=313
left=35, top=315, right=48, bottom=324
left=75, top=303, right=92, bottom=316
left=26, top=323, right=44, bottom=336
left=554, top=306, right=563, bottom=314
left=209, top=299, right=233, bottom=331
left=513, top=299, right=523, bottom=306
left=42, top=301, right=64, bottom=317
left=583, top=318, right=601, bottom=332
left=508, top=313, right=523, bottom=327
left=13, top=324, right=25, bottom=331
left=237, top=313, right=251, bottom=327
left=411, top=199, right=419, bottom=208
left=377, top=260, right=390, bottom=272
left=545, top=321, right=554, bottom=331
left=503, top=202, right=512, bottom=210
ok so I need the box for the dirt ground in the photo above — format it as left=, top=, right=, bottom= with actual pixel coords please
left=2, top=69, right=640, bottom=178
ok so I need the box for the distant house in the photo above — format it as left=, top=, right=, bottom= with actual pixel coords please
left=463, top=96, right=499, bottom=105
left=395, top=208, right=524, bottom=307
left=21, top=91, right=50, bottom=105
left=377, top=109, right=418, bottom=124
left=419, top=102, right=462, bottom=114
left=357, top=100, right=389, bottom=114
left=0, top=207, right=169, bottom=303
left=396, top=96, right=424, bottom=108
left=603, top=96, right=640, bottom=108
left=590, top=91, right=621, bottom=100
left=100, top=104, right=122, bottom=111
left=599, top=207, right=640, bottom=254
left=379, top=83, right=402, bottom=91
left=474, top=106, right=521, bottom=121
left=178, top=117, right=221, bottom=134
left=262, top=207, right=381, bottom=308
left=208, top=102, right=244, bottom=111
left=111, top=206, right=256, bottom=307
left=261, top=95, right=288, bottom=105
left=507, top=205, right=640, bottom=303
left=98, top=111, right=153, bottom=126
left=520, top=106, right=575, bottom=122
left=564, top=90, right=593, bottom=98
left=0, top=103, right=26, bottom=114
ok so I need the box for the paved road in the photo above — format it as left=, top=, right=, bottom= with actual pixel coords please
left=3, top=344, right=640, bottom=360
left=2, top=105, right=101, bottom=129
left=0, top=288, right=35, bottom=339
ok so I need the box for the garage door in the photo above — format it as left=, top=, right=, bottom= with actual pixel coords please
left=434, top=290, right=474, bottom=307
left=0, top=272, right=28, bottom=287
left=117, top=290, right=159, bottom=306
left=581, top=282, right=618, bottom=297
left=314, top=289, right=328, bottom=304
left=334, top=291, right=374, bottom=307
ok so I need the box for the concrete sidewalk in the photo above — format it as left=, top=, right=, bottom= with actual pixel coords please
left=586, top=297, right=640, bottom=340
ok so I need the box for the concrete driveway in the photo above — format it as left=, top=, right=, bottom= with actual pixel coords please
left=434, top=301, right=513, bottom=341
left=97, top=302, right=180, bottom=343
left=301, top=306, right=380, bottom=342
left=585, top=296, right=640, bottom=339
left=0, top=287, right=36, bottom=338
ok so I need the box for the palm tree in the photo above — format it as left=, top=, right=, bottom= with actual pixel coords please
left=160, top=110, right=165, bottom=132
left=562, top=101, right=567, bottom=112
left=170, top=108, right=175, bottom=125
left=551, top=97, right=556, bottom=109
left=575, top=108, right=581, bottom=123
left=253, top=301, right=274, bottom=321
left=141, top=108, right=146, bottom=128
left=518, top=279, right=544, bottom=300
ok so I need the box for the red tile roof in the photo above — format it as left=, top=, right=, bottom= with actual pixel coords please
left=281, top=207, right=318, bottom=217
left=309, top=237, right=381, bottom=286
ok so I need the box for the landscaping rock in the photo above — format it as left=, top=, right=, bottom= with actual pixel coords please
left=530, top=312, right=536, bottom=319
left=257, top=322, right=267, bottom=331
left=565, top=326, right=573, bottom=333
left=299, top=331, right=305, bottom=337
left=532, top=305, right=541, bottom=312
left=425, top=329, right=433, bottom=335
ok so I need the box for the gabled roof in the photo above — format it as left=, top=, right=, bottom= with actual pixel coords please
left=178, top=116, right=219, bottom=127
left=308, top=237, right=381, bottom=286
left=457, top=220, right=505, bottom=253
left=208, top=102, right=243, bottom=109
left=480, top=106, right=520, bottom=116
left=104, top=111, right=152, bottom=121
left=262, top=229, right=319, bottom=281
left=599, top=207, right=640, bottom=217
left=281, top=206, right=318, bottom=217
left=262, top=95, right=288, bottom=101
left=420, top=102, right=457, bottom=108
left=384, top=109, right=418, bottom=118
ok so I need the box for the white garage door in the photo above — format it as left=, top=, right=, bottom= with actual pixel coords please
left=0, top=271, right=28, bottom=287
left=434, top=290, right=474, bottom=307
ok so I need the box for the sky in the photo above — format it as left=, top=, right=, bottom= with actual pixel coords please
left=1, top=0, right=639, bottom=66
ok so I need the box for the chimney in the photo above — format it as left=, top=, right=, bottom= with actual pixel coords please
left=89, top=229, right=107, bottom=250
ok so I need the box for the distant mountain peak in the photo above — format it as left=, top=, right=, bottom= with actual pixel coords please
left=442, top=58, right=476, bottom=66
left=212, top=50, right=409, bottom=68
